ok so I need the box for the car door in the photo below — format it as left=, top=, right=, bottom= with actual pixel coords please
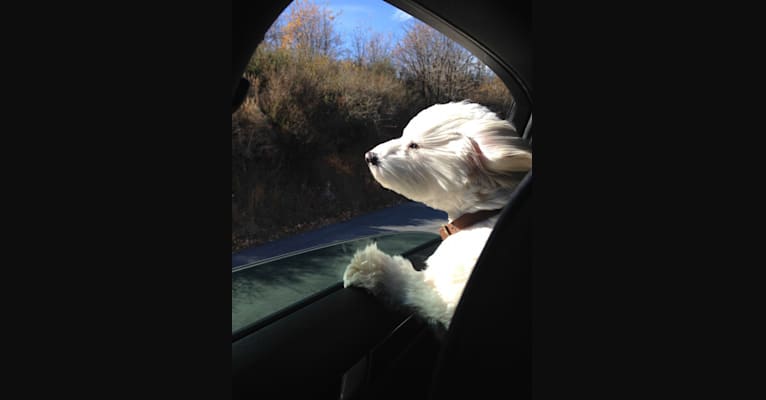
left=232, top=1, right=532, bottom=399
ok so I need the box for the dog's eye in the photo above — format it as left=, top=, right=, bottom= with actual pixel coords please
left=408, top=142, right=419, bottom=149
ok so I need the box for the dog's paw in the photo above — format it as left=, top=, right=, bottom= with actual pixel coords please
left=343, top=243, right=395, bottom=294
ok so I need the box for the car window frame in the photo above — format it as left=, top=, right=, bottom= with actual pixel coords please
left=233, top=234, right=441, bottom=340
left=232, top=0, right=533, bottom=340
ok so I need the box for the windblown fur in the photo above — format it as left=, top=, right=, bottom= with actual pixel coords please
left=343, top=101, right=532, bottom=328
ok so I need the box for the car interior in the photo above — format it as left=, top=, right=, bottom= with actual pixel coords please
left=232, top=0, right=532, bottom=398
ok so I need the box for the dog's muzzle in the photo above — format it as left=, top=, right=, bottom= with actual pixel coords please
left=365, top=152, right=379, bottom=166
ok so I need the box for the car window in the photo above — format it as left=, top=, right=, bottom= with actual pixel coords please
left=233, top=231, right=439, bottom=334
left=232, top=0, right=520, bottom=332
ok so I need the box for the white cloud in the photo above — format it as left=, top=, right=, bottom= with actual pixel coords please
left=392, top=9, right=413, bottom=22
left=331, top=4, right=371, bottom=14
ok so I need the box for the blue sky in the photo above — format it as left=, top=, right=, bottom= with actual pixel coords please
left=326, top=0, right=414, bottom=39
left=277, top=0, right=417, bottom=50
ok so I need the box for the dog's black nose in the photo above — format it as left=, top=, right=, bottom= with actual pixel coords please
left=365, top=151, right=379, bottom=166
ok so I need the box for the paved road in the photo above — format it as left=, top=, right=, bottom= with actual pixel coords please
left=231, top=202, right=447, bottom=268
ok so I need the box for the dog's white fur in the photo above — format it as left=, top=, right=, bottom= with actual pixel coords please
left=343, top=101, right=532, bottom=328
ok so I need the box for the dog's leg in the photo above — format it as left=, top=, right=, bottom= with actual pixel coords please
left=343, top=243, right=414, bottom=298
left=344, top=243, right=452, bottom=328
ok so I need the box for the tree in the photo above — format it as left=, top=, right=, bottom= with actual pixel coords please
left=350, top=28, right=394, bottom=70
left=395, top=21, right=480, bottom=104
left=350, top=27, right=368, bottom=66
left=278, top=0, right=342, bottom=58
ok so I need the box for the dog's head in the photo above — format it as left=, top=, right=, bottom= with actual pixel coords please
left=365, top=101, right=531, bottom=214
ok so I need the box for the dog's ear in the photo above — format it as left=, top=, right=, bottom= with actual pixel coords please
left=468, top=122, right=532, bottom=174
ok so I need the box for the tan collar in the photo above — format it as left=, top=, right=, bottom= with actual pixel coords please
left=439, top=209, right=502, bottom=240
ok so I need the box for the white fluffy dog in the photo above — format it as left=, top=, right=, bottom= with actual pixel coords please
left=343, top=101, right=532, bottom=328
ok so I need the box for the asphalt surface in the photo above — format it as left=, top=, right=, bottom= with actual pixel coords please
left=231, top=202, right=447, bottom=268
